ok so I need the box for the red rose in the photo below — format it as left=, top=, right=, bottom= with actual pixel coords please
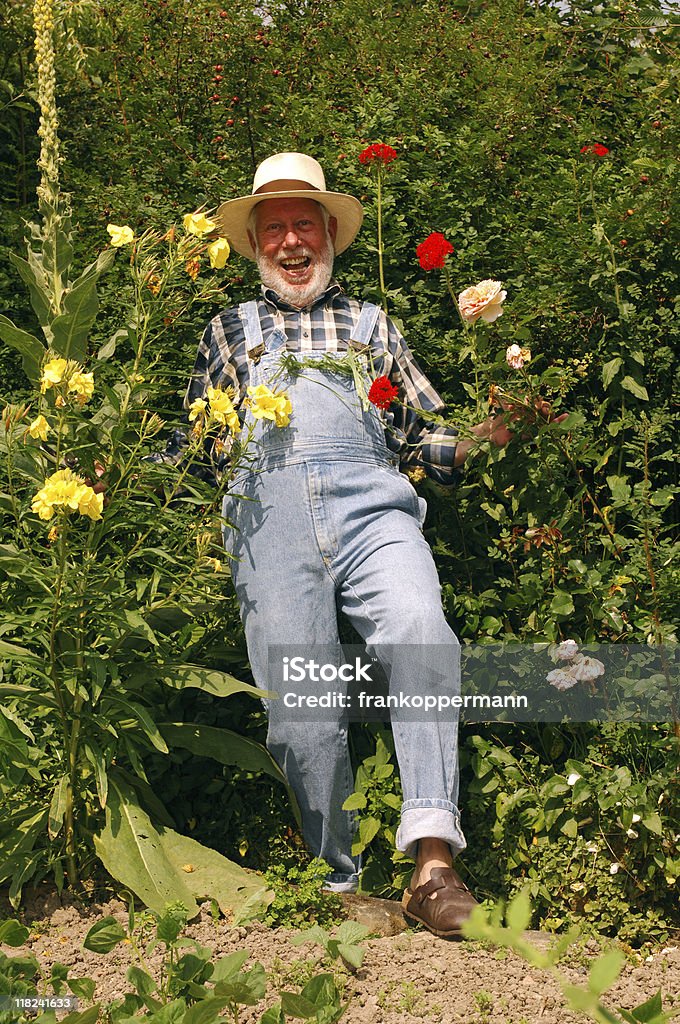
left=580, top=143, right=609, bottom=156
left=416, top=232, right=454, bottom=271
left=368, top=376, right=399, bottom=410
left=359, top=143, right=397, bottom=166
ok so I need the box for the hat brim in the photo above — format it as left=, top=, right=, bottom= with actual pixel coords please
left=214, top=190, right=364, bottom=260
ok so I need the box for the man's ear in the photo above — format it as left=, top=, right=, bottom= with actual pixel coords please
left=328, top=215, right=338, bottom=247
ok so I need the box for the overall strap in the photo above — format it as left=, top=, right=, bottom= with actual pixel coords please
left=349, top=302, right=385, bottom=365
left=350, top=301, right=381, bottom=349
left=239, top=301, right=265, bottom=363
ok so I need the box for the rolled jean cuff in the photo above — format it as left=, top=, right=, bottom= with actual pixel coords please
left=396, top=800, right=467, bottom=860
left=323, top=871, right=361, bottom=894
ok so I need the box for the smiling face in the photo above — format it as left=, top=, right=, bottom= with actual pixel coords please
left=248, top=197, right=338, bottom=308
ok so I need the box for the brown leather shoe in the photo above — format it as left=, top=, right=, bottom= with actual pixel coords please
left=402, top=866, right=479, bottom=938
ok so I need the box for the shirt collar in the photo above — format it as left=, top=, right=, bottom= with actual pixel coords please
left=261, top=278, right=343, bottom=313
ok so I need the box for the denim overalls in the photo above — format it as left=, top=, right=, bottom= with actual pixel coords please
left=222, top=299, right=466, bottom=889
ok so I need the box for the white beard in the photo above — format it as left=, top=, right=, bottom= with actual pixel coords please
left=255, top=234, right=335, bottom=308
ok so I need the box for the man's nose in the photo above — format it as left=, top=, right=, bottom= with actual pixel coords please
left=282, top=229, right=301, bottom=248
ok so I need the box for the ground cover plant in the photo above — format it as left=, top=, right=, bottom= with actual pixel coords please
left=0, top=0, right=677, bottom=943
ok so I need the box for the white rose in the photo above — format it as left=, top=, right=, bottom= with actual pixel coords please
left=458, top=279, right=507, bottom=324
left=555, top=639, right=579, bottom=661
left=547, top=668, right=579, bottom=691
left=567, top=772, right=581, bottom=786
left=569, top=654, right=606, bottom=682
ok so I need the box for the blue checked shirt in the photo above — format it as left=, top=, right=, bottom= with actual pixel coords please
left=162, top=280, right=458, bottom=485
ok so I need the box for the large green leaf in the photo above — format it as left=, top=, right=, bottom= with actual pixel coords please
left=158, top=723, right=288, bottom=785
left=0, top=316, right=45, bottom=384
left=49, top=249, right=115, bottom=362
left=9, top=251, right=52, bottom=330
left=94, top=778, right=273, bottom=921
left=148, top=664, right=273, bottom=700
left=94, top=778, right=200, bottom=917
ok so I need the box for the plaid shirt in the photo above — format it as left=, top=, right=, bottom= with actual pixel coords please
left=162, top=279, right=458, bottom=485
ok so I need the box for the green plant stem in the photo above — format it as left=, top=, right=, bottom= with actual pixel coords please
left=443, top=266, right=482, bottom=418
left=48, top=529, right=78, bottom=885
left=376, top=169, right=388, bottom=315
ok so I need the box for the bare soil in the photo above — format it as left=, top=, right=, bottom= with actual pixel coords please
left=2, top=890, right=679, bottom=1024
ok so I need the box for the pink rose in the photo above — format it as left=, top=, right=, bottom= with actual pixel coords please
left=458, top=280, right=507, bottom=324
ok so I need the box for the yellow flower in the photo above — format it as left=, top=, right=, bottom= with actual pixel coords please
left=183, top=212, right=217, bottom=237
left=47, top=525, right=59, bottom=543
left=40, top=357, right=68, bottom=393
left=67, top=370, right=95, bottom=406
left=205, top=557, right=222, bottom=572
left=31, top=469, right=103, bottom=523
left=458, top=280, right=507, bottom=324
left=107, top=224, right=135, bottom=247
left=77, top=487, right=105, bottom=521
left=245, top=384, right=292, bottom=428
left=28, top=414, right=50, bottom=441
left=206, top=386, right=240, bottom=432
left=185, top=258, right=201, bottom=281
left=207, top=238, right=230, bottom=269
left=188, top=397, right=208, bottom=422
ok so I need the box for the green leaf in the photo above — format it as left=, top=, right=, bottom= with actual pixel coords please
left=505, top=889, right=531, bottom=933
left=587, top=948, right=625, bottom=995
left=602, top=357, right=622, bottom=389
left=68, top=978, right=97, bottom=1002
left=550, top=590, right=575, bottom=617
left=94, top=778, right=273, bottom=921
left=94, top=779, right=199, bottom=918
left=337, top=943, right=364, bottom=969
left=211, top=951, right=250, bottom=983
left=59, top=1006, right=101, bottom=1024
left=141, top=664, right=272, bottom=700
left=49, top=249, right=115, bottom=363
left=9, top=252, right=53, bottom=329
left=48, top=776, right=69, bottom=839
left=334, top=921, right=370, bottom=946
left=0, top=315, right=45, bottom=384
left=622, top=991, right=663, bottom=1023
left=560, top=817, right=578, bottom=838
left=260, top=1004, right=285, bottom=1024
left=280, top=992, right=318, bottom=1019
left=0, top=919, right=30, bottom=945
left=341, top=792, right=367, bottom=811
left=158, top=723, right=287, bottom=787
left=83, top=916, right=127, bottom=953
left=183, top=997, right=232, bottom=1024
left=620, top=376, right=649, bottom=401
left=641, top=812, right=663, bottom=835
left=607, top=475, right=631, bottom=503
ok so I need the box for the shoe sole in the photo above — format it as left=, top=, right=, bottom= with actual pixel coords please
left=401, top=890, right=463, bottom=939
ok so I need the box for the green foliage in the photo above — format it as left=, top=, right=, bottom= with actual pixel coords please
left=462, top=725, right=680, bottom=942
left=342, top=729, right=412, bottom=896
left=463, top=892, right=680, bottom=1024
left=0, top=0, right=678, bottom=936
left=81, top=902, right=349, bottom=1024
left=291, top=921, right=370, bottom=972
left=263, top=859, right=344, bottom=930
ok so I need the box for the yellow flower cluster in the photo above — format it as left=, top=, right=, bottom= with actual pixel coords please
left=245, top=384, right=292, bottom=427
left=188, top=386, right=240, bottom=434
left=32, top=469, right=104, bottom=522
left=40, top=356, right=94, bottom=407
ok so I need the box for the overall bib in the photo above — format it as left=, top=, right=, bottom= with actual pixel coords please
left=222, top=300, right=466, bottom=889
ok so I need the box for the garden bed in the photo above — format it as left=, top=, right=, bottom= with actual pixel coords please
left=2, top=889, right=679, bottom=1024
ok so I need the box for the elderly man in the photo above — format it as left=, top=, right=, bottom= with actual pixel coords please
left=184, top=153, right=541, bottom=937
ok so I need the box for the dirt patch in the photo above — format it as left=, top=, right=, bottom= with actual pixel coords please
left=2, top=890, right=679, bottom=1024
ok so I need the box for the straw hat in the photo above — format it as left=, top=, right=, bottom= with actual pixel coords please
left=215, top=152, right=364, bottom=260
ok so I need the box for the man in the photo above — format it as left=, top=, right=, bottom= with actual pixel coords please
left=184, top=153, right=558, bottom=937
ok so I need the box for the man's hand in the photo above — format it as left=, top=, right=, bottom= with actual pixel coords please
left=454, top=398, right=569, bottom=468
